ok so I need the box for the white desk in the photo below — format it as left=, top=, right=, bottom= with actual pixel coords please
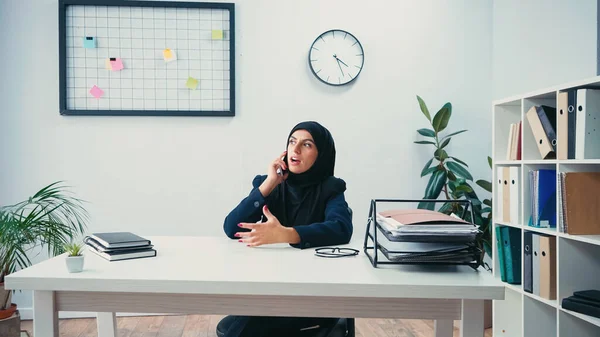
left=5, top=236, right=504, bottom=337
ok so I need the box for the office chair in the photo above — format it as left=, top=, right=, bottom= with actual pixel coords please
left=216, top=316, right=355, bottom=337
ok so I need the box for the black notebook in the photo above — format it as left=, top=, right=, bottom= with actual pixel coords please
left=86, top=232, right=151, bottom=249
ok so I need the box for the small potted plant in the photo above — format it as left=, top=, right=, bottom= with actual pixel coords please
left=64, top=242, right=84, bottom=273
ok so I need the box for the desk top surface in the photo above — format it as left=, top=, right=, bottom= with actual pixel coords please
left=5, top=236, right=505, bottom=300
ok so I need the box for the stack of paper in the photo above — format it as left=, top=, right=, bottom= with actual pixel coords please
left=373, top=209, right=482, bottom=264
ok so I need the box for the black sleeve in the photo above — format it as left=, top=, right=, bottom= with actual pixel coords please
left=290, top=192, right=353, bottom=249
left=223, top=175, right=269, bottom=239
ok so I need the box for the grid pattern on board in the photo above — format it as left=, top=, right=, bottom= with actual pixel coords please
left=65, top=4, right=231, bottom=112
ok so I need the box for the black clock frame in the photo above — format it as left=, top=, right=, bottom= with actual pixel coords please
left=308, top=29, right=364, bottom=87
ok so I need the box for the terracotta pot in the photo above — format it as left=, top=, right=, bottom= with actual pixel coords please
left=0, top=303, right=17, bottom=320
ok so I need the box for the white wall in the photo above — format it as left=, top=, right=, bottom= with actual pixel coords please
left=492, top=0, right=598, bottom=100
left=0, top=0, right=493, bottom=316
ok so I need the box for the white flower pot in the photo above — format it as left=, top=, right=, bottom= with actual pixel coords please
left=65, top=255, right=84, bottom=273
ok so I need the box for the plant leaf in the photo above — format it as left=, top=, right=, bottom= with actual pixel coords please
left=416, top=95, right=431, bottom=122
left=483, top=240, right=492, bottom=258
left=439, top=138, right=450, bottom=149
left=447, top=170, right=457, bottom=181
left=488, top=156, right=492, bottom=169
left=446, top=161, right=473, bottom=181
left=415, top=141, right=436, bottom=145
left=481, top=207, right=492, bottom=213
left=476, top=179, right=492, bottom=192
left=424, top=169, right=448, bottom=200
left=432, top=102, right=452, bottom=133
left=483, top=199, right=492, bottom=206
left=441, top=129, right=467, bottom=141
left=456, top=184, right=473, bottom=193
left=417, top=128, right=435, bottom=137
left=434, top=149, right=448, bottom=161
left=449, top=156, right=469, bottom=167
left=420, top=158, right=434, bottom=177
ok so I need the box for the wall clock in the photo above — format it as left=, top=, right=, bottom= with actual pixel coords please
left=308, top=29, right=364, bottom=86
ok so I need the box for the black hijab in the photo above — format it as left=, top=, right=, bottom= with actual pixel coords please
left=266, top=121, right=346, bottom=228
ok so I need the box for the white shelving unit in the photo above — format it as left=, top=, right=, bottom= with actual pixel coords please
left=492, top=75, right=600, bottom=337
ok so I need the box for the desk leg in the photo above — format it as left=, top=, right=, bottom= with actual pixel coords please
left=434, top=320, right=453, bottom=337
left=461, top=299, right=484, bottom=337
left=33, top=290, right=58, bottom=337
left=97, top=312, right=117, bottom=337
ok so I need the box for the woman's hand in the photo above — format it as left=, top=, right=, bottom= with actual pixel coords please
left=235, top=205, right=300, bottom=247
left=259, top=151, right=288, bottom=197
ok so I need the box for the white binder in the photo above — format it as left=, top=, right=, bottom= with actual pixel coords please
left=575, top=89, right=600, bottom=159
left=532, top=233, right=540, bottom=296
left=496, top=166, right=504, bottom=222
left=509, top=167, right=520, bottom=224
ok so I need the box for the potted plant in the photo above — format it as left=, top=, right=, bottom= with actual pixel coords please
left=0, top=181, right=89, bottom=319
left=414, top=95, right=494, bottom=327
left=64, top=242, right=85, bottom=273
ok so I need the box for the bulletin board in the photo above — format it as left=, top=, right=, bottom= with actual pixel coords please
left=58, top=0, right=235, bottom=117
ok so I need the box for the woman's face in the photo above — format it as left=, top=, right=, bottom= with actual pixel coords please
left=287, top=129, right=318, bottom=174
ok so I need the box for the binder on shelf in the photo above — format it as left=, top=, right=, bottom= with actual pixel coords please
left=501, top=226, right=521, bottom=284
left=539, top=235, right=557, bottom=300
left=575, top=89, right=600, bottom=159
left=495, top=226, right=507, bottom=282
left=557, top=91, right=569, bottom=160
left=509, top=166, right=519, bottom=224
left=537, top=105, right=558, bottom=152
left=503, top=167, right=510, bottom=222
left=532, top=233, right=540, bottom=296
left=563, top=172, right=600, bottom=235
left=567, top=90, right=578, bottom=159
left=528, top=169, right=557, bottom=228
left=526, top=105, right=556, bottom=159
left=363, top=199, right=484, bottom=270
left=524, top=231, right=533, bottom=293
left=496, top=167, right=504, bottom=223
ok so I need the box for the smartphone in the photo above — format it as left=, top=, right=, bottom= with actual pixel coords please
left=277, top=154, right=288, bottom=176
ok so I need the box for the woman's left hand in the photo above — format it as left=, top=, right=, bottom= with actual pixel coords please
left=235, top=205, right=299, bottom=247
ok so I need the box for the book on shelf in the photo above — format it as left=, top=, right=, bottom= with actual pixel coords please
left=84, top=232, right=156, bottom=262
left=558, top=172, right=600, bottom=235
left=562, top=290, right=600, bottom=319
left=505, top=121, right=522, bottom=160
left=496, top=225, right=521, bottom=285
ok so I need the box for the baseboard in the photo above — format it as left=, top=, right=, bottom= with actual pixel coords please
left=17, top=307, right=175, bottom=320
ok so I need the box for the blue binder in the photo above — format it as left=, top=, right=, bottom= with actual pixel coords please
left=529, top=169, right=557, bottom=228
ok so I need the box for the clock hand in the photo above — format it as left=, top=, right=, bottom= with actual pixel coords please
left=336, top=59, right=344, bottom=77
left=333, top=54, right=349, bottom=67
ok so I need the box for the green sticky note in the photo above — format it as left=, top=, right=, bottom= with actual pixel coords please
left=211, top=30, right=223, bottom=40
left=186, top=77, right=198, bottom=90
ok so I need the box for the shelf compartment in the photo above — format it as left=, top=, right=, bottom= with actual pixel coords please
left=559, top=308, right=600, bottom=337
left=558, top=238, right=600, bottom=304
left=493, top=287, right=523, bottom=337
left=523, top=163, right=557, bottom=230
left=523, top=295, right=557, bottom=337
left=494, top=103, right=522, bottom=162
left=560, top=306, right=600, bottom=329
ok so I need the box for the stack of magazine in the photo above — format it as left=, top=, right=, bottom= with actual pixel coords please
left=373, top=209, right=482, bottom=265
left=84, top=232, right=156, bottom=261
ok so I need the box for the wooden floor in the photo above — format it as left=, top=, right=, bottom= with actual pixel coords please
left=20, top=315, right=493, bottom=337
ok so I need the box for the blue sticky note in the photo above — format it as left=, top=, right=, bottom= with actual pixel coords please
left=83, top=36, right=96, bottom=49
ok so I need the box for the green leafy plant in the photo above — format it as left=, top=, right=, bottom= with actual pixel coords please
left=0, top=181, right=89, bottom=310
left=414, top=95, right=493, bottom=260
left=64, top=242, right=84, bottom=257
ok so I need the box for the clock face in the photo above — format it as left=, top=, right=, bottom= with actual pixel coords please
left=308, top=30, right=364, bottom=86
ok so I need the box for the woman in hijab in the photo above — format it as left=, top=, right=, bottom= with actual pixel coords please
left=220, top=121, right=353, bottom=337
left=223, top=120, right=353, bottom=249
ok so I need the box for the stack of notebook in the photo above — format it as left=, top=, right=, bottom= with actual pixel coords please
left=373, top=209, right=482, bottom=264
left=84, top=232, right=156, bottom=261
left=562, top=290, right=600, bottom=319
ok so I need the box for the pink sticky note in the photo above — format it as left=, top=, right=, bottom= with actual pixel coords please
left=110, top=58, right=124, bottom=71
left=90, top=85, right=104, bottom=99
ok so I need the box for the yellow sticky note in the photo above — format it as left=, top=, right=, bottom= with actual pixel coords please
left=211, top=30, right=223, bottom=40
left=105, top=59, right=112, bottom=70
left=186, top=77, right=198, bottom=90
left=163, top=49, right=177, bottom=63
